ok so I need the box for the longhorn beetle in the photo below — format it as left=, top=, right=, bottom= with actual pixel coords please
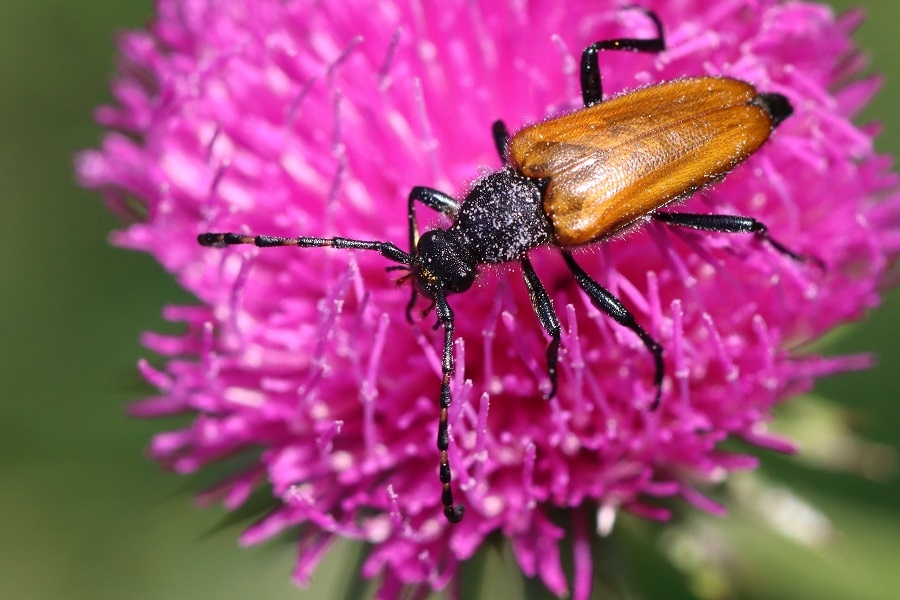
left=199, top=10, right=815, bottom=524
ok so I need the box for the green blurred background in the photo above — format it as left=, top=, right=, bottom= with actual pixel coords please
left=1, top=1, right=898, bottom=598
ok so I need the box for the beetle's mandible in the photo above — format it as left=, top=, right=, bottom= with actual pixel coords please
left=199, top=10, right=815, bottom=524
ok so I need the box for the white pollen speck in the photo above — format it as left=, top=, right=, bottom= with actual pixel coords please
left=597, top=504, right=618, bottom=536
left=310, top=402, right=330, bottom=419
left=420, top=519, right=441, bottom=538
left=481, top=495, right=505, bottom=518
left=223, top=387, right=265, bottom=407
left=285, top=483, right=315, bottom=504
left=709, top=467, right=727, bottom=482
left=330, top=450, right=353, bottom=472
left=243, top=344, right=265, bottom=368
left=364, top=514, right=392, bottom=543
left=561, top=432, right=581, bottom=455
left=497, top=447, right=517, bottom=464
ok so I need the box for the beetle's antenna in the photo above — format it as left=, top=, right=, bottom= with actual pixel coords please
left=198, top=232, right=414, bottom=266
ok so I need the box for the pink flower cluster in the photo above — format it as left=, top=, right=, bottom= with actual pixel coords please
left=77, top=0, right=899, bottom=597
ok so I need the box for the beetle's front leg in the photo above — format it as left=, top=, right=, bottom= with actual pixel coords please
left=434, top=294, right=465, bottom=523
left=404, top=187, right=461, bottom=322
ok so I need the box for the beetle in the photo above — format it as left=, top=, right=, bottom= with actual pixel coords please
left=199, top=10, right=813, bottom=524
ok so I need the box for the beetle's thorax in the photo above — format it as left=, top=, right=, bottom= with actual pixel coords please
left=413, top=168, right=553, bottom=297
left=451, top=168, right=552, bottom=264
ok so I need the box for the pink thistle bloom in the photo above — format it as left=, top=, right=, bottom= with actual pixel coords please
left=77, top=0, right=900, bottom=597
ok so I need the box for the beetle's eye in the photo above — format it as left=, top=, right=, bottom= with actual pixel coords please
left=443, top=263, right=475, bottom=294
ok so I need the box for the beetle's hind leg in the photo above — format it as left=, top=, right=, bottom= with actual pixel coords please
left=652, top=212, right=824, bottom=268
left=562, top=251, right=664, bottom=410
left=521, top=257, right=561, bottom=399
left=581, top=9, right=665, bottom=107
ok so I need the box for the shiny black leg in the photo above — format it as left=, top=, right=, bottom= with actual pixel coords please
left=521, top=257, right=560, bottom=399
left=492, top=119, right=510, bottom=165
left=404, top=187, right=461, bottom=322
left=407, top=186, right=460, bottom=252
left=653, top=212, right=823, bottom=266
left=562, top=251, right=664, bottom=410
left=580, top=9, right=665, bottom=107
left=434, top=294, right=465, bottom=523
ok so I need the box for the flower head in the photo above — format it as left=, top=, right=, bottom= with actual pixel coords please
left=77, top=0, right=900, bottom=597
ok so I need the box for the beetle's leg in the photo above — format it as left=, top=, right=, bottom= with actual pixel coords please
left=652, top=212, right=824, bottom=267
left=408, top=187, right=460, bottom=251
left=581, top=9, right=665, bottom=107
left=521, top=257, right=561, bottom=399
left=492, top=120, right=510, bottom=166
left=434, top=293, right=465, bottom=523
left=198, top=232, right=413, bottom=264
left=405, top=187, right=462, bottom=322
left=562, top=251, right=664, bottom=410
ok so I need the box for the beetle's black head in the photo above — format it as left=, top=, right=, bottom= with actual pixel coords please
left=754, top=92, right=793, bottom=128
left=413, top=229, right=477, bottom=298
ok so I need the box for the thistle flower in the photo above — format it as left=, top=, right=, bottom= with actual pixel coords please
left=76, top=0, right=900, bottom=597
